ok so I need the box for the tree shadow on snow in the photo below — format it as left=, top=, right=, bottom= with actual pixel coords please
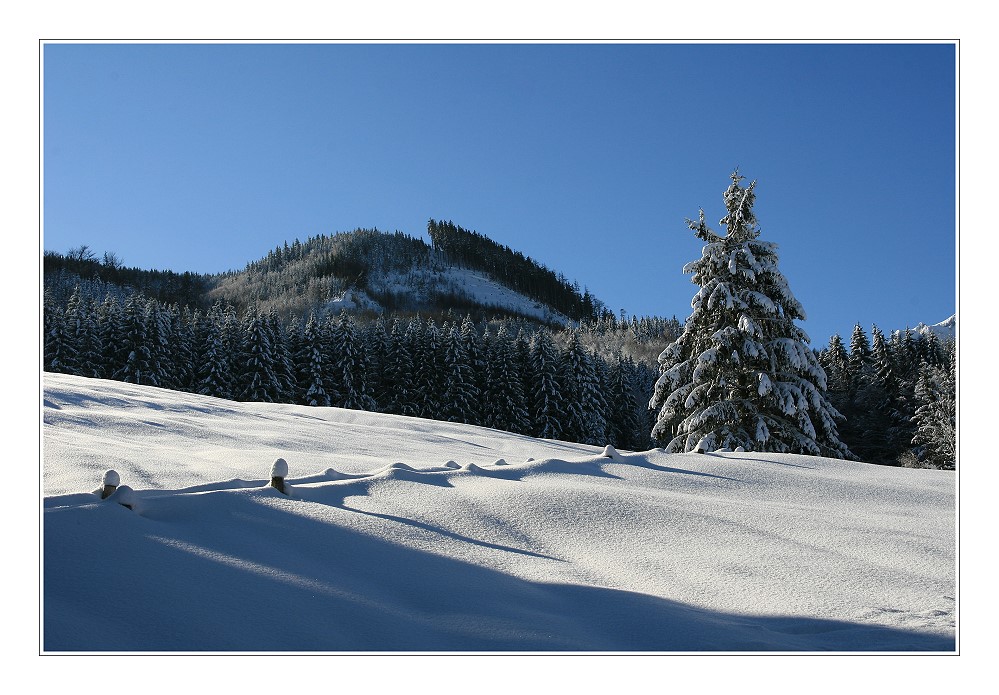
left=44, top=491, right=954, bottom=653
left=340, top=502, right=563, bottom=562
left=628, top=458, right=742, bottom=481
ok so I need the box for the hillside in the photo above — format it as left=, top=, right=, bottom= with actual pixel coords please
left=43, top=373, right=956, bottom=652
left=45, top=223, right=610, bottom=327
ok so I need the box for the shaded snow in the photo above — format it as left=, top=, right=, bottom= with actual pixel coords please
left=42, top=373, right=955, bottom=653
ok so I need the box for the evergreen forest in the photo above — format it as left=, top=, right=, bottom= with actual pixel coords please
left=42, top=220, right=955, bottom=468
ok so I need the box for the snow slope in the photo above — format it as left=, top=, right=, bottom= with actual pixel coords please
left=42, top=373, right=955, bottom=652
left=339, top=265, right=571, bottom=324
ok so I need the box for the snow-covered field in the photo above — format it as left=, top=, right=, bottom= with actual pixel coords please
left=42, top=373, right=955, bottom=653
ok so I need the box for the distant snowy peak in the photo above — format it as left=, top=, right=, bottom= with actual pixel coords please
left=889, top=314, right=955, bottom=342
left=911, top=314, right=956, bottom=340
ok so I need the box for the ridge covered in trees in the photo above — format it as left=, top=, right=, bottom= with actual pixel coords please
left=46, top=225, right=612, bottom=326
left=427, top=219, right=605, bottom=321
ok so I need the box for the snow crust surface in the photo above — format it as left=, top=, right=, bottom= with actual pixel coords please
left=42, top=373, right=955, bottom=652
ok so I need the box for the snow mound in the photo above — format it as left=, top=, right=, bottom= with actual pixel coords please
left=271, top=458, right=289, bottom=478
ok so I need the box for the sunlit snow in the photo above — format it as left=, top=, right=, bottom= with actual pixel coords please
left=42, top=373, right=955, bottom=652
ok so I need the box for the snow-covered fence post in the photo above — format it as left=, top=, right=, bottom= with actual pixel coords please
left=100, top=470, right=120, bottom=499
left=270, top=458, right=289, bottom=494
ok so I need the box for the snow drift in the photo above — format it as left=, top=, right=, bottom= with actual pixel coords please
left=42, top=373, right=955, bottom=652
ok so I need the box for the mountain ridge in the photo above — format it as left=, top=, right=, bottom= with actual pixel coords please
left=45, top=223, right=617, bottom=327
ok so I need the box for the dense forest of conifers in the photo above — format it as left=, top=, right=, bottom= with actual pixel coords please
left=43, top=276, right=677, bottom=451
left=42, top=225, right=955, bottom=468
left=817, top=324, right=955, bottom=469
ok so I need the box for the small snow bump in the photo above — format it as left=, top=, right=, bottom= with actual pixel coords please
left=445, top=460, right=461, bottom=469
left=103, top=470, right=120, bottom=487
left=106, top=484, right=137, bottom=511
left=493, top=458, right=508, bottom=466
left=601, top=445, right=621, bottom=460
left=271, top=458, right=289, bottom=478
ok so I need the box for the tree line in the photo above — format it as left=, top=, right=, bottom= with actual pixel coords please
left=43, top=286, right=663, bottom=451
left=817, top=323, right=955, bottom=469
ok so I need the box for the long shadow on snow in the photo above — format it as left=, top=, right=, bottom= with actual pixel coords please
left=627, top=458, right=741, bottom=481
left=700, top=452, right=819, bottom=469
left=341, top=502, right=562, bottom=562
left=44, top=489, right=953, bottom=653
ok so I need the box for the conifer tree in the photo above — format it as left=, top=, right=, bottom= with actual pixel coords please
left=365, top=317, right=391, bottom=411
left=169, top=306, right=199, bottom=391
left=384, top=318, right=418, bottom=417
left=822, top=334, right=851, bottom=394
left=911, top=352, right=956, bottom=469
left=650, top=172, right=850, bottom=457
left=65, top=286, right=99, bottom=377
left=143, top=300, right=172, bottom=388
left=237, top=304, right=279, bottom=402
left=848, top=323, right=872, bottom=388
left=114, top=295, right=155, bottom=385
left=459, top=316, right=485, bottom=422
left=482, top=325, right=531, bottom=433
left=95, top=293, right=123, bottom=380
left=440, top=323, right=478, bottom=423
left=607, top=352, right=642, bottom=450
left=266, top=310, right=297, bottom=401
left=297, top=310, right=331, bottom=407
left=561, top=329, right=608, bottom=445
left=44, top=301, right=77, bottom=375
left=197, top=302, right=236, bottom=399
left=528, top=329, right=565, bottom=440
left=330, top=310, right=375, bottom=411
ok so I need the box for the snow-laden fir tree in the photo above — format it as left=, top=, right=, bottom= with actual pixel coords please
left=650, top=171, right=851, bottom=457
left=561, top=329, right=608, bottom=445
left=528, top=329, right=565, bottom=440
left=296, top=310, right=331, bottom=407
left=911, top=345, right=956, bottom=469
left=440, top=323, right=478, bottom=423
left=197, top=302, right=236, bottom=399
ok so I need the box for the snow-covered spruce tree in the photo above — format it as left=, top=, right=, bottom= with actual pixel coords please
left=911, top=351, right=956, bottom=469
left=197, top=302, right=236, bottom=399
left=561, top=329, right=608, bottom=445
left=650, top=172, right=851, bottom=457
left=296, top=310, right=331, bottom=407
left=440, top=323, right=479, bottom=423
left=528, top=329, right=566, bottom=440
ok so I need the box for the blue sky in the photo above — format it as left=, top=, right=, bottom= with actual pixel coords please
left=42, top=42, right=956, bottom=345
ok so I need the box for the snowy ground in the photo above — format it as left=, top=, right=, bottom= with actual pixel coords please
left=334, top=265, right=570, bottom=324
left=42, top=373, right=955, bottom=653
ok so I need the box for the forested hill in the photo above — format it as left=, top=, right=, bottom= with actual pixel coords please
left=45, top=223, right=611, bottom=326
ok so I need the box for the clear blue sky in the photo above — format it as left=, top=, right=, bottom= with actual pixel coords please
left=42, top=42, right=956, bottom=345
